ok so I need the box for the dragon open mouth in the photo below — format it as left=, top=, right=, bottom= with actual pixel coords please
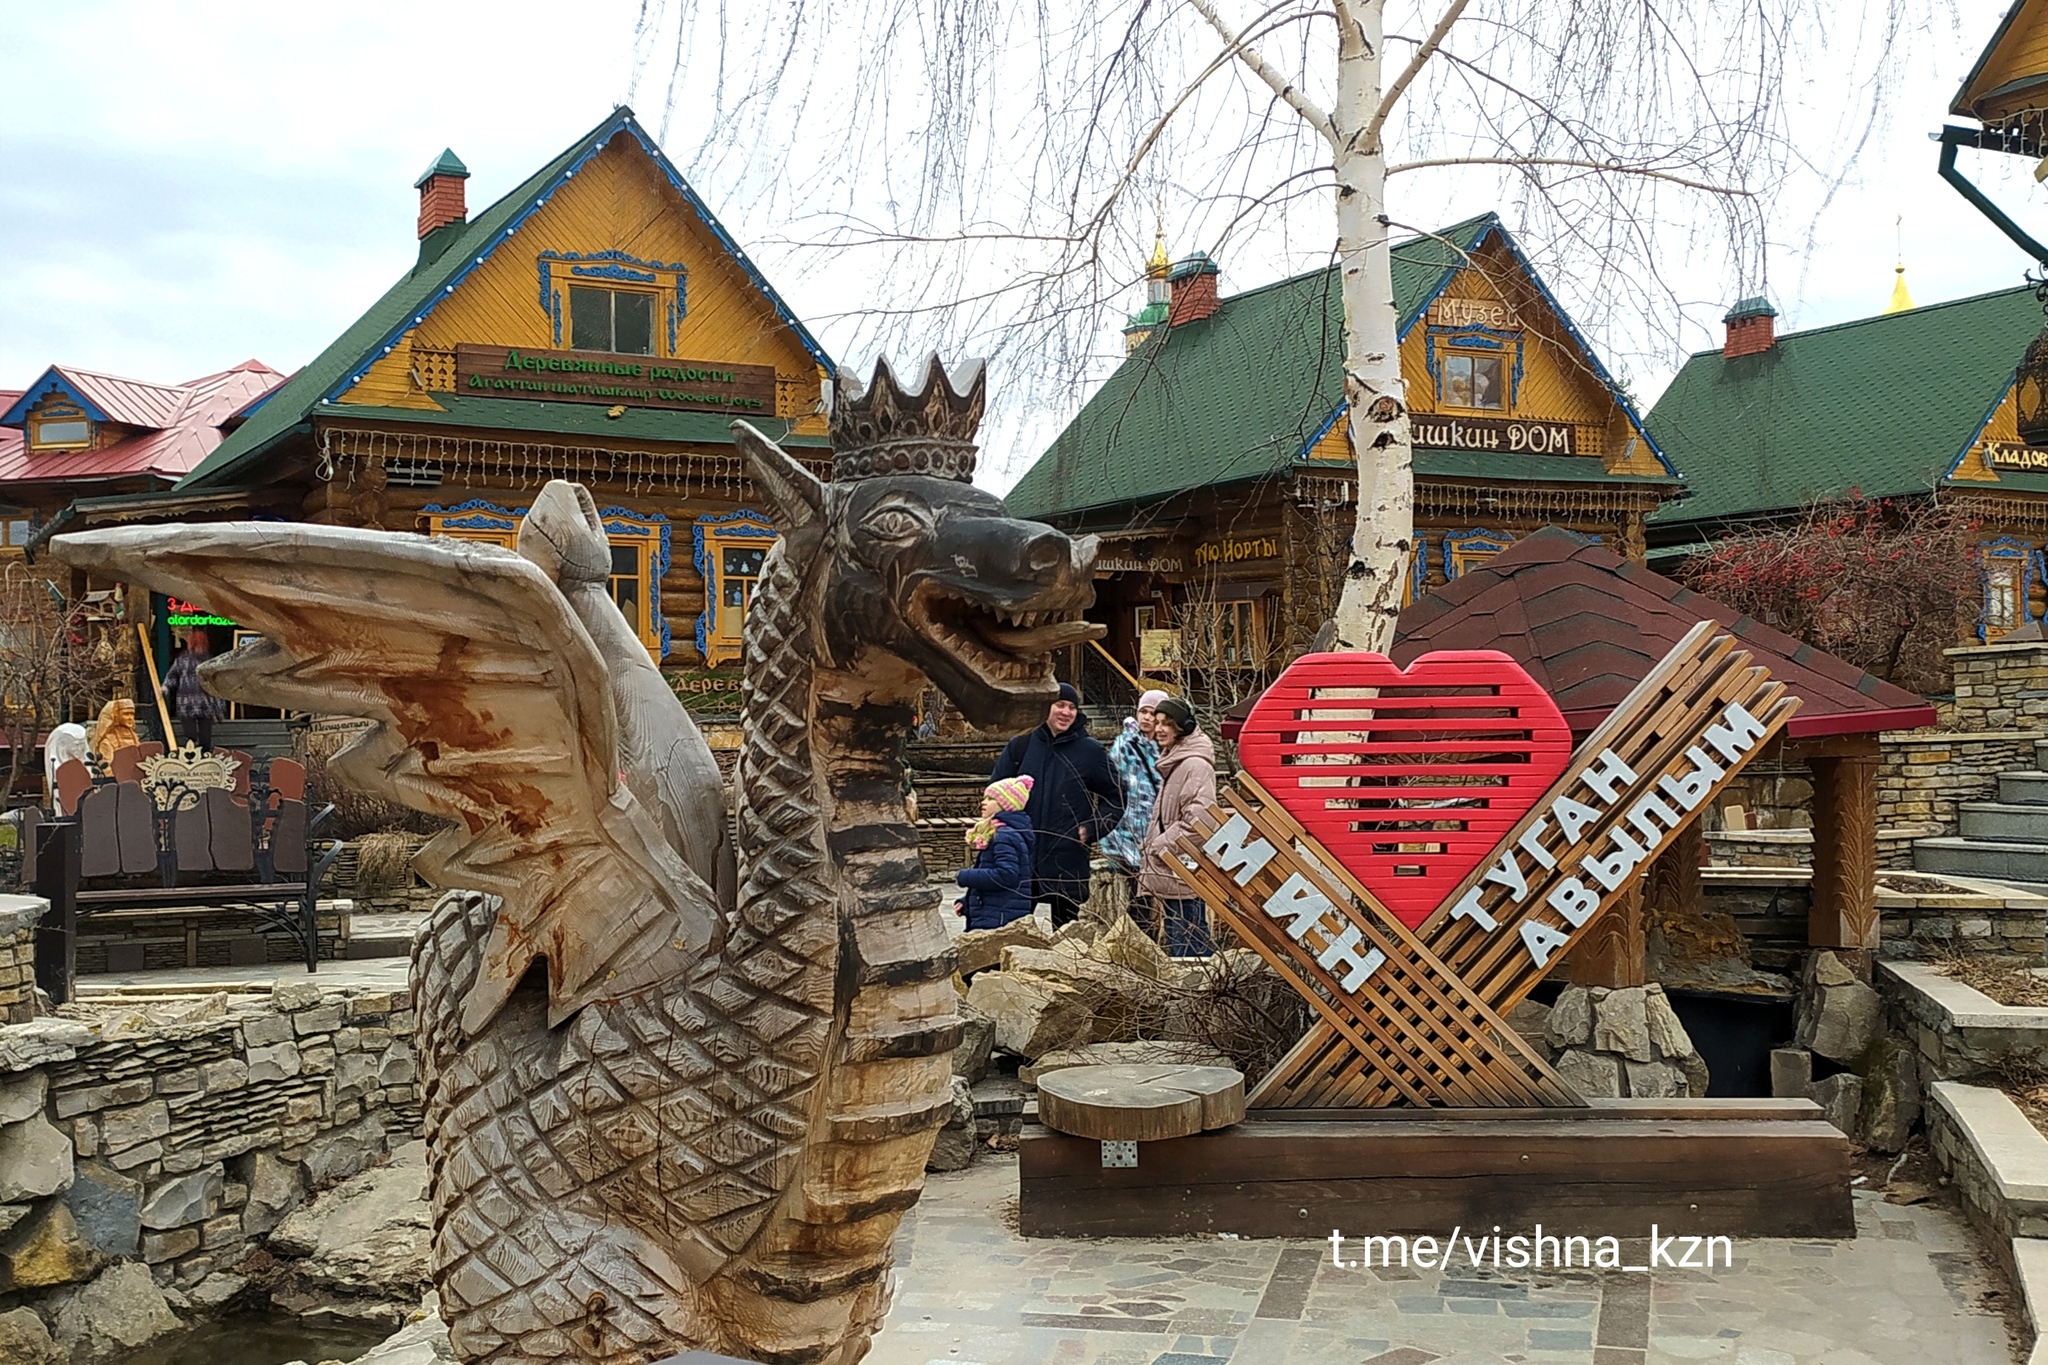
left=906, top=581, right=1105, bottom=684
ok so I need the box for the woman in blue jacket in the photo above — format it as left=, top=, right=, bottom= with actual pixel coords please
left=955, top=775, right=1036, bottom=930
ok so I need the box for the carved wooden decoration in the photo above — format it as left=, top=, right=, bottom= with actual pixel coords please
left=51, top=355, right=1105, bottom=1365
left=1175, top=624, right=1798, bottom=1110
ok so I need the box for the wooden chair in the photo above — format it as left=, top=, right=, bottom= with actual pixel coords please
left=109, top=745, right=146, bottom=784
left=53, top=760, right=91, bottom=818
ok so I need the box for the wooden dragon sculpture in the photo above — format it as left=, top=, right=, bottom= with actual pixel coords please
left=50, top=357, right=1104, bottom=1365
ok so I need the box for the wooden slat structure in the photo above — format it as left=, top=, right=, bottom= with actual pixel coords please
left=1189, top=623, right=1798, bottom=1109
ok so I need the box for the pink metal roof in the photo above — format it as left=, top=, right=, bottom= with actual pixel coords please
left=0, top=361, right=285, bottom=488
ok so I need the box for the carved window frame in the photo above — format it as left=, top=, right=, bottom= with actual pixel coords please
left=537, top=250, right=690, bottom=355
left=420, top=499, right=672, bottom=659
left=1981, top=535, right=2033, bottom=641
left=1425, top=326, right=1524, bottom=412
left=1443, top=527, right=1516, bottom=580
left=694, top=511, right=778, bottom=668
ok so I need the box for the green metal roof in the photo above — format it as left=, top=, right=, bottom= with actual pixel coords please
left=414, top=148, right=470, bottom=186
left=1005, top=213, right=1666, bottom=520
left=182, top=108, right=831, bottom=492
left=1645, top=285, right=2044, bottom=529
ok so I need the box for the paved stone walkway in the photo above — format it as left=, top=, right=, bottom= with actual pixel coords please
left=872, top=1158, right=2016, bottom=1365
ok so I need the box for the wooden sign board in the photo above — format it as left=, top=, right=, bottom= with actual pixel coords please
left=1175, top=622, right=1797, bottom=1108
left=1409, top=414, right=1577, bottom=456
left=454, top=344, right=776, bottom=416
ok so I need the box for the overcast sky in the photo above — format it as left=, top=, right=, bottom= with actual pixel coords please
left=3, top=0, right=2043, bottom=489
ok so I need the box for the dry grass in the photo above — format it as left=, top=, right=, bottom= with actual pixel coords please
left=353, top=831, right=422, bottom=897
left=1933, top=952, right=2048, bottom=1008
left=303, top=726, right=450, bottom=841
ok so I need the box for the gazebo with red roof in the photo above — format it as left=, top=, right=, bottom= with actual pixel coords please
left=1397, top=527, right=1931, bottom=982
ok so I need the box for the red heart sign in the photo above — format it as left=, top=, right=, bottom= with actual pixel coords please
left=1234, top=651, right=1573, bottom=927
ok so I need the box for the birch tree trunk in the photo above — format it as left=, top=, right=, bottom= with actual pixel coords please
left=1328, top=0, right=1411, bottom=655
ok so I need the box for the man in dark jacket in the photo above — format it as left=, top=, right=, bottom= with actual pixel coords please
left=991, top=683, right=1125, bottom=927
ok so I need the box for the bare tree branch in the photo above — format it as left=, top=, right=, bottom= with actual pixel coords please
left=1387, top=155, right=1754, bottom=196
left=1362, top=0, right=1472, bottom=153
left=1188, top=0, right=1337, bottom=148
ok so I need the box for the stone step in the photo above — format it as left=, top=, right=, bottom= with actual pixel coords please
left=1958, top=801, right=2048, bottom=843
left=1914, top=835, right=2048, bottom=883
left=1999, top=771, right=2048, bottom=806
left=2036, top=737, right=2048, bottom=772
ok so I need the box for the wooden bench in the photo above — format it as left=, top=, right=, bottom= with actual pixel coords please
left=29, top=758, right=344, bottom=1004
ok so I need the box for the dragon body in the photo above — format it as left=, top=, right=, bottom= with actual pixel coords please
left=52, top=358, right=1101, bottom=1365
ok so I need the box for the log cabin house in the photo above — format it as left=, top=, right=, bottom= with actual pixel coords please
left=1004, top=214, right=1681, bottom=707
left=27, top=108, right=834, bottom=738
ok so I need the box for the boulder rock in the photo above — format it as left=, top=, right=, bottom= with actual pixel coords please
left=1809, top=1072, right=1864, bottom=1136
left=0, top=1306, right=59, bottom=1365
left=1811, top=950, right=1858, bottom=988
left=1553, top=1049, right=1623, bottom=1099
left=66, top=1161, right=142, bottom=1258
left=925, top=1078, right=978, bottom=1173
left=1798, top=976, right=1883, bottom=1065
left=0, top=1200, right=95, bottom=1290
left=300, top=1113, right=388, bottom=1188
left=1091, top=914, right=1172, bottom=980
left=952, top=1004, right=995, bottom=1084
left=0, top=1204, right=25, bottom=1235
left=0, top=1019, right=94, bottom=1070
left=268, top=1140, right=431, bottom=1300
left=1506, top=999, right=1555, bottom=1061
left=52, top=1262, right=182, bottom=1363
left=964, top=972, right=1091, bottom=1059
left=1546, top=986, right=1594, bottom=1048
left=1052, top=919, right=1101, bottom=949
left=1858, top=1037, right=1921, bottom=1154
left=0, top=1070, right=46, bottom=1124
left=1623, top=1058, right=1689, bottom=1099
left=241, top=1150, right=305, bottom=1237
left=354, top=1293, right=454, bottom=1365
left=1770, top=1047, right=1813, bottom=1100
left=141, top=1165, right=224, bottom=1230
left=1642, top=986, right=1697, bottom=1060
left=1676, top=1050, right=1712, bottom=1098
left=0, top=1113, right=73, bottom=1202
left=954, top=917, right=1052, bottom=977
left=1591, top=987, right=1653, bottom=1064
left=188, top=1270, right=250, bottom=1312
left=271, top=981, right=323, bottom=1012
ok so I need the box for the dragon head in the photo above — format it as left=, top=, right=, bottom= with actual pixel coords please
left=731, top=357, right=1102, bottom=731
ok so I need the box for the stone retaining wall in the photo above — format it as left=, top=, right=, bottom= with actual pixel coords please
left=1877, top=730, right=2040, bottom=862
left=1880, top=961, right=2048, bottom=1084
left=1949, top=640, right=2048, bottom=734
left=0, top=980, right=421, bottom=1296
left=0, top=897, right=38, bottom=1026
left=1926, top=1081, right=2048, bottom=1244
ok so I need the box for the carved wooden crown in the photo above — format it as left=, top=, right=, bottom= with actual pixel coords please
left=830, top=356, right=986, bottom=482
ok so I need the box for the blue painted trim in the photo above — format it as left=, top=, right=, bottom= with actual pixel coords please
left=538, top=249, right=690, bottom=355
left=1, top=369, right=114, bottom=427
left=1411, top=536, right=1430, bottom=601
left=692, top=510, right=777, bottom=660
left=1980, top=535, right=2032, bottom=640
left=1943, top=375, right=2019, bottom=482
left=1293, top=404, right=1345, bottom=462
left=1443, top=527, right=1515, bottom=579
left=1398, top=219, right=1675, bottom=478
left=325, top=109, right=832, bottom=405
left=598, top=505, right=672, bottom=658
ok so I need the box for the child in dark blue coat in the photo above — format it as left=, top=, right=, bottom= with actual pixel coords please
left=956, top=775, right=1036, bottom=930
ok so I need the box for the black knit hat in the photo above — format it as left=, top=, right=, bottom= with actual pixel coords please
left=1155, top=695, right=1197, bottom=736
left=1056, top=682, right=1081, bottom=706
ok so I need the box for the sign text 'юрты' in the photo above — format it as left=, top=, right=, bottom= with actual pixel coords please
left=1195, top=698, right=1770, bottom=996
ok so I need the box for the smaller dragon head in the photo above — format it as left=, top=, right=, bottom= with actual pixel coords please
left=732, top=357, right=1103, bottom=731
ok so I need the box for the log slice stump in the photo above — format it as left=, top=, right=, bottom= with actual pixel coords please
left=1036, top=1064, right=1246, bottom=1141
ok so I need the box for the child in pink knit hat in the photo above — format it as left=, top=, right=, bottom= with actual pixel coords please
left=955, top=776, right=1037, bottom=931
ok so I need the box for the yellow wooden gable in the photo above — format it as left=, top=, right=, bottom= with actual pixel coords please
left=1955, top=0, right=2048, bottom=127
left=341, top=131, right=827, bottom=434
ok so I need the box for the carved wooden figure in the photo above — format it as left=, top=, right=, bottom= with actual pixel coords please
left=50, top=356, right=1104, bottom=1365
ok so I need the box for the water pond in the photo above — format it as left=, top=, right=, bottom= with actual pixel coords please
left=112, top=1314, right=392, bottom=1365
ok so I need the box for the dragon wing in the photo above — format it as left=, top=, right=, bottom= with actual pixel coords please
left=51, top=523, right=719, bottom=1033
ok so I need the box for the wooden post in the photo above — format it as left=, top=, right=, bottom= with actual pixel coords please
left=32, top=820, right=78, bottom=1006
left=1566, top=881, right=1646, bottom=988
left=1807, top=744, right=1880, bottom=951
left=1645, top=815, right=1704, bottom=919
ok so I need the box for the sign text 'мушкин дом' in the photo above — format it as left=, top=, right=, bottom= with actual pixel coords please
left=1410, top=414, right=1577, bottom=456
left=454, top=345, right=776, bottom=416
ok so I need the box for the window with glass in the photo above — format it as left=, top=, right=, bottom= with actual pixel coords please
left=696, top=512, right=778, bottom=667
left=610, top=543, right=645, bottom=635
left=29, top=401, right=92, bottom=450
left=1984, top=537, right=2031, bottom=640
left=1440, top=351, right=1506, bottom=410
left=1216, top=601, right=1259, bottom=668
left=569, top=286, right=656, bottom=355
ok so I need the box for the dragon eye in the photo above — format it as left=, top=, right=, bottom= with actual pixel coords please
left=863, top=507, right=926, bottom=540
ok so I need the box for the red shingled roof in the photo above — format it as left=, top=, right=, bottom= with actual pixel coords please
left=0, top=361, right=286, bottom=487
left=1389, top=527, right=1936, bottom=739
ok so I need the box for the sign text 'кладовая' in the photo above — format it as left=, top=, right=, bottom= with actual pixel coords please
left=453, top=344, right=776, bottom=416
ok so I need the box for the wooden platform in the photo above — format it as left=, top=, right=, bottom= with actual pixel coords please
left=1018, top=1098, right=1854, bottom=1239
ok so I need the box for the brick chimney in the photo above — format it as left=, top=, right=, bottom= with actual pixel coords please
left=1166, top=252, right=1221, bottom=326
left=414, top=148, right=470, bottom=240
left=1723, top=296, right=1778, bottom=360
